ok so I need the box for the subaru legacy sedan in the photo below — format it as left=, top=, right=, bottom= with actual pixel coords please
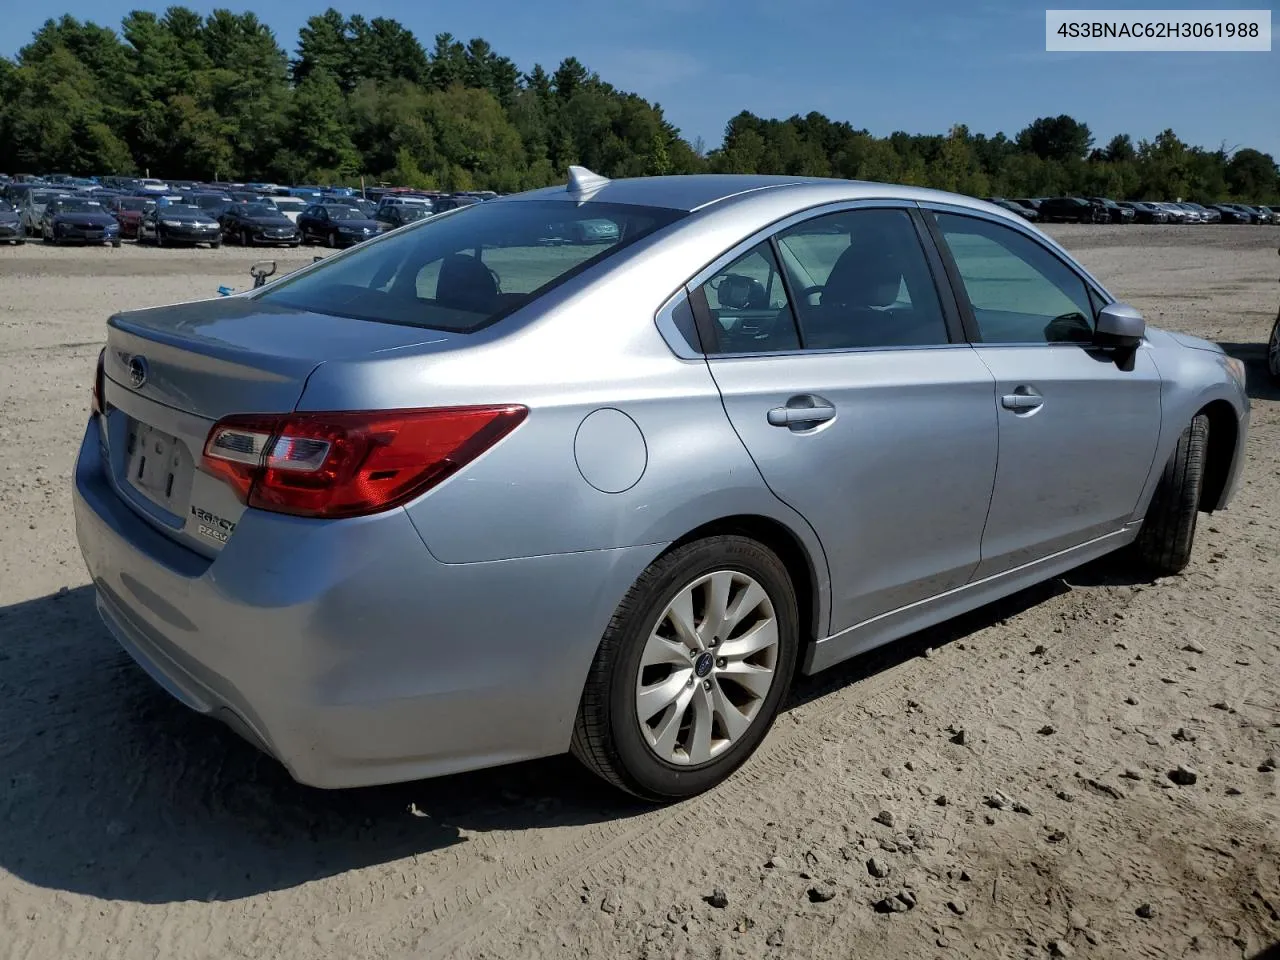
left=74, top=170, right=1249, bottom=801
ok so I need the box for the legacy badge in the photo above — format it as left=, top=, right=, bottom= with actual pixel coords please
left=191, top=505, right=236, bottom=544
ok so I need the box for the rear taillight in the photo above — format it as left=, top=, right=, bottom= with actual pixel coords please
left=201, top=406, right=528, bottom=519
left=91, top=348, right=105, bottom=415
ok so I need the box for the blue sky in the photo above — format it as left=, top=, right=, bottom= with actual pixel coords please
left=5, top=0, right=1278, bottom=157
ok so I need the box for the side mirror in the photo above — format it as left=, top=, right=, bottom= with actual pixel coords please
left=1095, top=302, right=1145, bottom=348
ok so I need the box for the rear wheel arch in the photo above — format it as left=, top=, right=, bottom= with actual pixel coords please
left=654, top=514, right=823, bottom=659
left=1198, top=399, right=1239, bottom=512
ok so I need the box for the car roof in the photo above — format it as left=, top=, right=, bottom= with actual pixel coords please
left=501, top=172, right=1011, bottom=216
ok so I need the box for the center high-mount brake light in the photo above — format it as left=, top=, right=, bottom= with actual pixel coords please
left=201, top=406, right=528, bottom=519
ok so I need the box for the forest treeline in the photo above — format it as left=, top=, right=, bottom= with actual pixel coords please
left=1, top=7, right=1277, bottom=202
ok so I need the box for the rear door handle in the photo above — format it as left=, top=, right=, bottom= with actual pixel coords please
left=1001, top=393, right=1044, bottom=411
left=768, top=396, right=837, bottom=427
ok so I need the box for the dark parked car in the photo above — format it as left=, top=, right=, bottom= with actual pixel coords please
left=39, top=197, right=121, bottom=246
left=219, top=202, right=301, bottom=247
left=1037, top=197, right=1103, bottom=223
left=430, top=194, right=482, bottom=213
left=375, top=203, right=433, bottom=231
left=1087, top=198, right=1135, bottom=224
left=1209, top=204, right=1253, bottom=224
left=985, top=197, right=1039, bottom=220
left=1243, top=205, right=1274, bottom=225
left=1117, top=201, right=1167, bottom=224
left=138, top=203, right=223, bottom=247
left=297, top=203, right=379, bottom=247
left=0, top=199, right=24, bottom=244
left=107, top=196, right=157, bottom=239
left=318, top=195, right=377, bottom=217
left=181, top=192, right=235, bottom=219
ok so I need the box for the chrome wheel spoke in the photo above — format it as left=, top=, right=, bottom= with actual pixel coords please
left=650, top=684, right=695, bottom=757
left=717, top=660, right=775, bottom=699
left=700, top=571, right=734, bottom=644
left=637, top=668, right=692, bottom=722
left=643, top=632, right=693, bottom=666
left=686, top=684, right=715, bottom=764
left=708, top=677, right=754, bottom=741
left=718, top=617, right=778, bottom=661
left=665, top=589, right=702, bottom=650
left=723, top=580, right=768, bottom=635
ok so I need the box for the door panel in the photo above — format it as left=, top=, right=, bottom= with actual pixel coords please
left=971, top=344, right=1161, bottom=576
left=927, top=209, right=1164, bottom=578
left=709, top=349, right=998, bottom=633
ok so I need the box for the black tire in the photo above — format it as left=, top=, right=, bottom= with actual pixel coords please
left=242, top=228, right=251, bottom=247
left=571, top=535, right=799, bottom=802
left=210, top=239, right=221, bottom=249
left=111, top=240, right=121, bottom=248
left=1134, top=414, right=1210, bottom=575
left=326, top=230, right=337, bottom=248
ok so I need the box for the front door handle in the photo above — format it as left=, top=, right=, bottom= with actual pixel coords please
left=768, top=396, right=837, bottom=428
left=1001, top=392, right=1044, bottom=411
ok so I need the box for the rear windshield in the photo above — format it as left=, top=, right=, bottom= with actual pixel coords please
left=273, top=198, right=305, bottom=211
left=258, top=199, right=684, bottom=332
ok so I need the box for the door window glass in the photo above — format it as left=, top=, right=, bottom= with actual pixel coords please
left=698, top=242, right=800, bottom=353
left=935, top=213, right=1095, bottom=344
left=775, top=208, right=950, bottom=349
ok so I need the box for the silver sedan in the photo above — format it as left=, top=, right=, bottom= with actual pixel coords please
left=73, top=169, right=1250, bottom=801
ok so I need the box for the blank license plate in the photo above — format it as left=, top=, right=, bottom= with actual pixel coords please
left=127, top=422, right=184, bottom=508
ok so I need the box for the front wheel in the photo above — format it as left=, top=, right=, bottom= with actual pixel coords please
left=1268, top=313, right=1280, bottom=382
left=326, top=230, right=337, bottom=248
left=1134, top=414, right=1209, bottom=575
left=572, top=536, right=799, bottom=802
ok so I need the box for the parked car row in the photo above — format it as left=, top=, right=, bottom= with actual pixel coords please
left=0, top=174, right=503, bottom=249
left=992, top=195, right=1277, bottom=225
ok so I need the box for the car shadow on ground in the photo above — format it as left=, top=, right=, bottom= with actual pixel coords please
left=1218, top=339, right=1280, bottom=402
left=0, top=553, right=1168, bottom=905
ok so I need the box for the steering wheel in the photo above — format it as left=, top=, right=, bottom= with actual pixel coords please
left=796, top=285, right=824, bottom=304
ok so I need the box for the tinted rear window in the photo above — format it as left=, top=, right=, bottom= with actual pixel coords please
left=257, top=199, right=685, bottom=333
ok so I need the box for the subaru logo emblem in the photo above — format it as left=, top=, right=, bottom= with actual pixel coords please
left=128, top=356, right=148, bottom=388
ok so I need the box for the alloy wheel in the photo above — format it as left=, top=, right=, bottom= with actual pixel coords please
left=634, top=570, right=779, bottom=766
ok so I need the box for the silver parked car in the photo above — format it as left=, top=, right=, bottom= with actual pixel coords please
left=74, top=170, right=1250, bottom=801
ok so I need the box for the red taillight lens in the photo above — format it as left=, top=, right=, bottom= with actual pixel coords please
left=91, top=348, right=105, bottom=415
left=201, top=406, right=528, bottom=519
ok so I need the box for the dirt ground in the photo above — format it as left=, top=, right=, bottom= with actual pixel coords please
left=0, top=226, right=1277, bottom=960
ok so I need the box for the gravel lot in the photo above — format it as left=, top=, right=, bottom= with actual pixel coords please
left=1, top=226, right=1278, bottom=960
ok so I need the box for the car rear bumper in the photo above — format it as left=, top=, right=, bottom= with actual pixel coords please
left=73, top=417, right=654, bottom=788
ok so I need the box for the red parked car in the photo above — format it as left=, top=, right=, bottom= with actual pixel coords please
left=108, top=196, right=157, bottom=239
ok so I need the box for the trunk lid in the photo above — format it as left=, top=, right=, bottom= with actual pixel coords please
left=99, top=295, right=455, bottom=556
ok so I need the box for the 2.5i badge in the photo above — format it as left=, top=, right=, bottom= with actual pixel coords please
left=191, top=505, right=236, bottom=544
